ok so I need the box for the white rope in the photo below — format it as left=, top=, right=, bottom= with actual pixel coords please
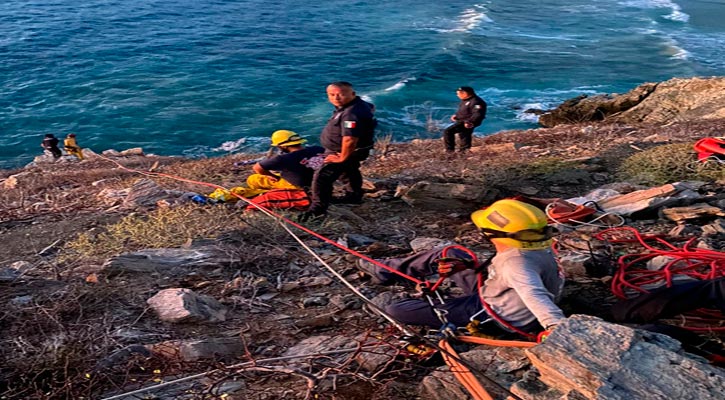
left=276, top=219, right=415, bottom=336
left=94, top=156, right=520, bottom=400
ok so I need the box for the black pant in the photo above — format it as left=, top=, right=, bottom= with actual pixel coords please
left=372, top=248, right=481, bottom=328
left=443, top=122, right=474, bottom=151
left=612, top=277, right=725, bottom=323
left=44, top=147, right=62, bottom=158
left=308, top=152, right=366, bottom=214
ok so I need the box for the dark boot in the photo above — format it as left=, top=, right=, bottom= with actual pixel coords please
left=331, top=192, right=364, bottom=204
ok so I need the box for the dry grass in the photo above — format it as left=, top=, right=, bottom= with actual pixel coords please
left=618, top=143, right=725, bottom=185
left=60, top=204, right=292, bottom=263
left=0, top=284, right=133, bottom=399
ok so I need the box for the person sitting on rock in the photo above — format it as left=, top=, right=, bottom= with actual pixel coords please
left=356, top=199, right=565, bottom=339
left=63, top=133, right=84, bottom=160
left=206, top=130, right=325, bottom=202
left=41, top=134, right=62, bottom=159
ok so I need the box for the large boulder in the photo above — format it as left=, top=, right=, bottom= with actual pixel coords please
left=398, top=181, right=498, bottom=210
left=523, top=315, right=725, bottom=400
left=101, top=245, right=236, bottom=276
left=146, top=288, right=227, bottom=323
left=539, top=77, right=725, bottom=127
left=122, top=178, right=185, bottom=208
left=149, top=337, right=244, bottom=361
left=419, top=315, right=725, bottom=400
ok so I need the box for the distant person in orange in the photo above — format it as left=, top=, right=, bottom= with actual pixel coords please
left=64, top=133, right=84, bottom=160
left=41, top=134, right=62, bottom=159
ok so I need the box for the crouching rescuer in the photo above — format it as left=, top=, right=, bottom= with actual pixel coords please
left=356, top=199, right=565, bottom=340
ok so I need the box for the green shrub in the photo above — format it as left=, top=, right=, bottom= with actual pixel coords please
left=618, top=143, right=725, bottom=185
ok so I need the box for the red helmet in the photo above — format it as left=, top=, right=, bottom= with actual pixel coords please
left=68, top=133, right=76, bottom=138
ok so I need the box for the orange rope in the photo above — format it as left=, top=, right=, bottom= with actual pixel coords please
left=439, top=336, right=535, bottom=400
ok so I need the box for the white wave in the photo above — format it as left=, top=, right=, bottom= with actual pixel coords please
left=215, top=137, right=246, bottom=152
left=385, top=77, right=417, bottom=92
left=482, top=87, right=601, bottom=97
left=435, top=4, right=493, bottom=33
left=620, top=0, right=689, bottom=23
left=665, top=8, right=689, bottom=22
left=662, top=38, right=690, bottom=60
left=633, top=24, right=690, bottom=60
left=360, top=94, right=374, bottom=104
left=360, top=76, right=417, bottom=104
left=515, top=103, right=550, bottom=123
left=511, top=33, right=593, bottom=42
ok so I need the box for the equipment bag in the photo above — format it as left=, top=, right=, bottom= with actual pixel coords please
left=693, top=137, right=725, bottom=162
left=512, top=195, right=597, bottom=224
left=246, top=189, right=310, bottom=210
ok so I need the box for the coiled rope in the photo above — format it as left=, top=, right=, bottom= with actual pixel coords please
left=595, top=226, right=725, bottom=331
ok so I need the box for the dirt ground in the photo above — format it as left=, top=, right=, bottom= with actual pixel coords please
left=1, top=120, right=724, bottom=399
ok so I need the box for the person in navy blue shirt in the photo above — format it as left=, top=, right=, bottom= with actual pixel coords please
left=443, top=86, right=487, bottom=153
left=251, top=130, right=325, bottom=191
left=301, top=82, right=376, bottom=221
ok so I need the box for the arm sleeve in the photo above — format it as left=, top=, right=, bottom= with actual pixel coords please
left=258, top=155, right=283, bottom=171
left=503, top=259, right=565, bottom=329
left=468, top=100, right=486, bottom=126
left=340, top=112, right=364, bottom=139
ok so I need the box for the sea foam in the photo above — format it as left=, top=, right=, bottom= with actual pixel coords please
left=432, top=4, right=493, bottom=33
left=215, top=138, right=248, bottom=153
left=385, top=77, right=417, bottom=92
left=620, top=0, right=690, bottom=23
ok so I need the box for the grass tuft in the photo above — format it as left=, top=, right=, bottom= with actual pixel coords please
left=617, top=143, right=725, bottom=185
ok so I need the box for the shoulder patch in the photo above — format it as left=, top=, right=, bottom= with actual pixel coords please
left=343, top=120, right=357, bottom=129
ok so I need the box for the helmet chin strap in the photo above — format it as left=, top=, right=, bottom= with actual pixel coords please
left=478, top=227, right=553, bottom=243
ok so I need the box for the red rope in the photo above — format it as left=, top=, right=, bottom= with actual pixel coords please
left=595, top=226, right=725, bottom=331
left=476, top=271, right=538, bottom=340
left=99, top=156, right=548, bottom=338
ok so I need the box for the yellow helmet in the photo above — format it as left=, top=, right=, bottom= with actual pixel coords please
left=270, top=130, right=306, bottom=147
left=471, top=199, right=553, bottom=250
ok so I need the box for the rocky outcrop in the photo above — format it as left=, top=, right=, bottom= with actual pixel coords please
left=397, top=181, right=498, bottom=210
left=421, top=316, right=725, bottom=400
left=539, top=77, right=725, bottom=127
left=524, top=315, right=725, bottom=400
left=101, top=245, right=237, bottom=276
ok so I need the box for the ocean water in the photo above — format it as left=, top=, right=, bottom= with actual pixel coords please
left=1, top=0, right=724, bottom=168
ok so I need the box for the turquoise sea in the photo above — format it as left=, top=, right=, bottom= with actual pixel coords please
left=1, top=0, right=724, bottom=168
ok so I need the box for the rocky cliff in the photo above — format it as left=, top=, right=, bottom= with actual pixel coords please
left=1, top=77, right=724, bottom=400
left=539, top=76, right=725, bottom=127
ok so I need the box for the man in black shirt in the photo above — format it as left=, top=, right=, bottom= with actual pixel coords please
left=251, top=130, right=325, bottom=191
left=206, top=130, right=324, bottom=204
left=301, top=82, right=376, bottom=220
left=41, top=134, right=62, bottom=159
left=443, top=86, right=487, bottom=153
